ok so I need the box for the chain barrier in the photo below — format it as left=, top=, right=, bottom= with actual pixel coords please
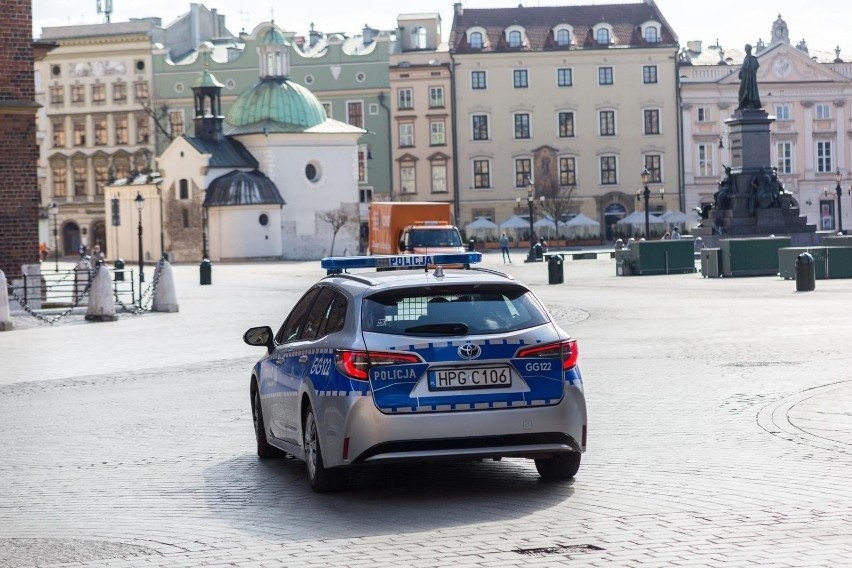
left=114, top=259, right=164, bottom=315
left=8, top=265, right=99, bottom=325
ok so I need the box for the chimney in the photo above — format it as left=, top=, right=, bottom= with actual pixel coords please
left=309, top=23, right=321, bottom=48
left=686, top=40, right=702, bottom=53
left=454, top=2, right=463, bottom=17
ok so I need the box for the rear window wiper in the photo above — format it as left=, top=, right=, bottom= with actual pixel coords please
left=403, top=323, right=469, bottom=336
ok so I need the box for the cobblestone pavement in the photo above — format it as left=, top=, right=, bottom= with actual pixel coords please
left=2, top=254, right=851, bottom=567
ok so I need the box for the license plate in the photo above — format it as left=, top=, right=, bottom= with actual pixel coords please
left=428, top=367, right=511, bottom=391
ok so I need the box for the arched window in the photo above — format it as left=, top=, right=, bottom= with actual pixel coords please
left=469, top=31, right=483, bottom=49
left=508, top=30, right=522, bottom=48
left=556, top=29, right=570, bottom=46
left=644, top=26, right=659, bottom=43
left=411, top=26, right=427, bottom=49
left=596, top=28, right=610, bottom=45
left=179, top=179, right=189, bottom=200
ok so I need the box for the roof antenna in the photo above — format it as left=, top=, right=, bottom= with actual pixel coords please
left=96, top=0, right=113, bottom=23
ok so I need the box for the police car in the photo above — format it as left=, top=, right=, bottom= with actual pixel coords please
left=243, top=252, right=586, bottom=492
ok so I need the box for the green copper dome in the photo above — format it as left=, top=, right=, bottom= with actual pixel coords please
left=258, top=25, right=287, bottom=46
left=225, top=77, right=327, bottom=134
left=193, top=67, right=224, bottom=89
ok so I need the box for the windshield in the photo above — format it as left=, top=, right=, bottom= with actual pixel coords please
left=407, top=228, right=462, bottom=248
left=361, top=284, right=550, bottom=336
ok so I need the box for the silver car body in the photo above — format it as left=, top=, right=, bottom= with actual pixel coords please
left=250, top=256, right=586, bottom=471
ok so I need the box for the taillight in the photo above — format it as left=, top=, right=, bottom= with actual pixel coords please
left=335, top=350, right=421, bottom=381
left=517, top=339, right=578, bottom=371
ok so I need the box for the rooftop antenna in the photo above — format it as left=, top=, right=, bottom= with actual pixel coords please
left=96, top=0, right=113, bottom=23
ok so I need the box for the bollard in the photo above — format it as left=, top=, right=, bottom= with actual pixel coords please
left=795, top=252, right=815, bottom=292
left=547, top=254, right=564, bottom=284
left=0, top=270, right=13, bottom=331
left=85, top=264, right=118, bottom=321
left=468, top=238, right=476, bottom=252
left=114, top=258, right=125, bottom=281
left=152, top=260, right=179, bottom=312
left=200, top=258, right=212, bottom=285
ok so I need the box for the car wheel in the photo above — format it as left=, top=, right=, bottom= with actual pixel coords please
left=252, top=387, right=281, bottom=459
left=303, top=405, right=348, bottom=492
left=535, top=452, right=581, bottom=480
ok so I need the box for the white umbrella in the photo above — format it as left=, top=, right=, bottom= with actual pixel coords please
left=660, top=210, right=694, bottom=224
left=617, top=211, right=665, bottom=225
left=564, top=213, right=601, bottom=238
left=465, top=217, right=498, bottom=231
left=499, top=215, right=531, bottom=229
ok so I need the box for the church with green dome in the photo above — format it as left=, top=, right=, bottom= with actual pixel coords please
left=157, top=22, right=364, bottom=261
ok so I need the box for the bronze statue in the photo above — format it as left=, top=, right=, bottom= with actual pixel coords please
left=713, top=165, right=734, bottom=210
left=737, top=44, right=761, bottom=111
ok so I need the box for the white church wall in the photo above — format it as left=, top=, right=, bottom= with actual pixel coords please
left=208, top=206, right=283, bottom=260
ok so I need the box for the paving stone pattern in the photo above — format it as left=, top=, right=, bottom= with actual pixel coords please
left=1, top=255, right=851, bottom=567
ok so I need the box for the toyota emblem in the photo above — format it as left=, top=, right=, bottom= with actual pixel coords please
left=458, top=343, right=481, bottom=360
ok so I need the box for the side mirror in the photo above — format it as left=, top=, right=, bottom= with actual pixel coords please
left=398, top=240, right=406, bottom=252
left=243, top=326, right=274, bottom=353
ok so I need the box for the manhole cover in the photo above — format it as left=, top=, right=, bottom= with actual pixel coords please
left=0, top=538, right=156, bottom=567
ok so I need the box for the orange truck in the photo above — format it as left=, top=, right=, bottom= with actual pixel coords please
left=369, top=202, right=465, bottom=255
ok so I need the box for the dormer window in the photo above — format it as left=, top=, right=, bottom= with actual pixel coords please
left=469, top=31, right=484, bottom=49
left=411, top=26, right=427, bottom=50
left=556, top=29, right=570, bottom=46
left=595, top=28, right=610, bottom=45
left=508, top=30, right=522, bottom=48
left=644, top=26, right=659, bottom=43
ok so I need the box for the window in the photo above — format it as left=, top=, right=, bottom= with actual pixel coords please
left=558, top=112, right=575, bottom=138
left=322, top=102, right=332, bottom=117
left=596, top=28, right=610, bottom=45
left=94, top=159, right=109, bottom=194
left=515, top=158, right=532, bottom=188
left=429, top=86, right=444, bottom=108
left=49, top=85, right=64, bottom=105
left=136, top=115, right=149, bottom=144
left=430, top=120, right=445, bottom=145
left=775, top=104, right=790, bottom=120
left=398, top=122, right=414, bottom=147
left=113, top=157, right=130, bottom=180
left=817, top=141, right=832, bottom=173
left=358, top=147, right=367, bottom=183
left=816, top=103, right=831, bottom=119
left=73, top=160, right=87, bottom=196
left=91, top=83, right=106, bottom=104
left=411, top=26, right=427, bottom=50
left=598, top=67, right=613, bottom=85
left=513, top=69, right=528, bottom=88
left=52, top=162, right=67, bottom=197
left=400, top=165, right=416, bottom=194
left=697, top=107, right=708, bottom=122
left=776, top=141, right=793, bottom=174
left=644, top=155, right=662, bottom=183
left=599, top=110, right=615, bottom=136
left=71, top=85, right=84, bottom=104
left=168, top=111, right=184, bottom=138
left=514, top=113, right=530, bottom=139
left=182, top=209, right=190, bottom=228
left=556, top=29, right=570, bottom=46
left=277, top=288, right=320, bottom=344
left=508, top=30, right=522, bottom=48
left=300, top=288, right=337, bottom=341
left=113, top=82, right=126, bottom=103
left=73, top=119, right=86, bottom=146
left=52, top=119, right=65, bottom=147
left=471, top=70, right=487, bottom=90
left=820, top=200, right=835, bottom=231
left=472, top=114, right=489, bottom=140
left=473, top=159, right=490, bottom=189
left=179, top=179, right=189, bottom=199
left=431, top=163, right=448, bottom=193
left=347, top=101, right=364, bottom=128
left=557, top=68, right=573, bottom=87
left=398, top=88, right=413, bottom=110
left=360, top=188, right=373, bottom=203
left=643, top=65, right=658, bottom=84
left=697, top=144, right=714, bottom=177
left=115, top=116, right=128, bottom=145
left=644, top=109, right=660, bottom=135
left=134, top=82, right=149, bottom=100
left=644, top=26, right=659, bottom=42
left=94, top=117, right=107, bottom=145
left=469, top=31, right=484, bottom=49
left=559, top=157, right=576, bottom=187
left=600, top=156, right=617, bottom=185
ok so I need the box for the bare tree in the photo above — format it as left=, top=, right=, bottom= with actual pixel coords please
left=137, top=96, right=174, bottom=153
left=319, top=208, right=352, bottom=256
left=537, top=177, right=576, bottom=240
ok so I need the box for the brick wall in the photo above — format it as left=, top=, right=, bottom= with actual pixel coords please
left=0, top=0, right=40, bottom=277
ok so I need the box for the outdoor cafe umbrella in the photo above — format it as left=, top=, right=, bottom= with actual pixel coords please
left=499, top=214, right=531, bottom=229
left=564, top=213, right=601, bottom=238
left=617, top=211, right=665, bottom=236
left=533, top=215, right=557, bottom=237
left=464, top=216, right=499, bottom=241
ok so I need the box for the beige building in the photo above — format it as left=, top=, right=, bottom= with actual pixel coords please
left=448, top=1, right=681, bottom=240
left=680, top=15, right=852, bottom=233
left=388, top=14, right=455, bottom=216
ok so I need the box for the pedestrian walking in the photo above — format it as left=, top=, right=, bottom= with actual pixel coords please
left=671, top=227, right=682, bottom=240
left=499, top=232, right=511, bottom=263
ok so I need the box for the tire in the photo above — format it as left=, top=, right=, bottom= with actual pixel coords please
left=303, top=406, right=348, bottom=492
left=252, top=387, right=281, bottom=459
left=535, top=452, right=581, bottom=480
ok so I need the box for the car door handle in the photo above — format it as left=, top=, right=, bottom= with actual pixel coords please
left=299, top=355, right=309, bottom=363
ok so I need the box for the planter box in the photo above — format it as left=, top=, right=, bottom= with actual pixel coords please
left=620, top=240, right=695, bottom=276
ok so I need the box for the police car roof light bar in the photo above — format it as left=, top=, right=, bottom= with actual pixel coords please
left=322, top=252, right=482, bottom=274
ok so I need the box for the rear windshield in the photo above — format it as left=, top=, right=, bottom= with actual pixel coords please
left=361, top=284, right=550, bottom=336
left=407, top=228, right=462, bottom=248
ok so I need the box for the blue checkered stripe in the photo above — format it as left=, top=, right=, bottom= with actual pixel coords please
left=260, top=348, right=370, bottom=400
left=372, top=339, right=566, bottom=414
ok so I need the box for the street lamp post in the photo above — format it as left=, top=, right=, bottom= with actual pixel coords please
left=640, top=168, right=651, bottom=238
left=836, top=169, right=844, bottom=234
left=49, top=202, right=59, bottom=272
left=134, top=192, right=145, bottom=304
left=525, top=178, right=536, bottom=262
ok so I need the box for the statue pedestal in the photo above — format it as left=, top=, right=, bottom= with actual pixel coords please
left=726, top=110, right=773, bottom=172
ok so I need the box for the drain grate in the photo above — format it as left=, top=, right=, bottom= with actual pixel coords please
left=512, top=544, right=604, bottom=557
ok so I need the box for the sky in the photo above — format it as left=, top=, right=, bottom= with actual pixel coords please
left=32, top=0, right=852, bottom=59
